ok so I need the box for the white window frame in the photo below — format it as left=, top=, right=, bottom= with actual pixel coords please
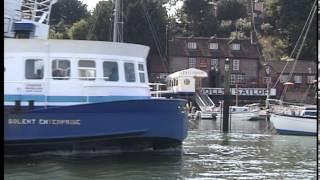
left=232, top=59, right=240, bottom=71
left=307, top=75, right=315, bottom=84
left=51, top=59, right=71, bottom=80
left=294, top=75, right=302, bottom=84
left=124, top=62, right=136, bottom=82
left=25, top=59, right=44, bottom=80
left=78, top=60, right=96, bottom=81
left=208, top=43, right=218, bottom=50
left=188, top=57, right=196, bottom=68
left=103, top=61, right=119, bottom=81
left=4, top=17, right=10, bottom=33
left=231, top=43, right=240, bottom=50
left=211, top=59, right=219, bottom=71
left=138, top=63, right=146, bottom=83
left=230, top=74, right=245, bottom=85
left=280, top=74, right=289, bottom=83
left=187, top=42, right=197, bottom=49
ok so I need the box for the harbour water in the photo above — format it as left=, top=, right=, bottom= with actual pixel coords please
left=5, top=119, right=317, bottom=179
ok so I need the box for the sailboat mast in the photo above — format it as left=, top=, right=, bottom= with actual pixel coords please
left=113, top=0, right=122, bottom=42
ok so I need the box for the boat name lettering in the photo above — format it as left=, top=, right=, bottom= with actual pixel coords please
left=24, top=83, right=43, bottom=92
left=201, top=88, right=276, bottom=96
left=8, top=118, right=37, bottom=125
left=8, top=119, right=80, bottom=125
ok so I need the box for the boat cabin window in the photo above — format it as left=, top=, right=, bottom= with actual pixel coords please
left=78, top=60, right=96, bottom=81
left=303, top=111, right=316, bottom=117
left=52, top=59, right=70, bottom=80
left=25, top=59, right=44, bottom=79
left=103, top=61, right=118, bottom=81
left=138, top=64, right=145, bottom=83
left=124, top=62, right=136, bottom=82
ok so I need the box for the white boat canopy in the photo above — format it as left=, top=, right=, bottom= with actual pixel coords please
left=166, top=68, right=208, bottom=80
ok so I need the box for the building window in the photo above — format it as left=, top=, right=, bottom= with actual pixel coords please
left=188, top=57, right=196, bottom=68
left=124, top=62, right=136, bottom=82
left=211, top=59, right=219, bottom=71
left=231, top=43, right=240, bottom=50
left=307, top=75, right=315, bottom=84
left=78, top=60, right=96, bottom=81
left=138, top=64, right=146, bottom=83
left=232, top=59, right=240, bottom=71
left=4, top=17, right=10, bottom=33
left=25, top=59, right=44, bottom=79
left=280, top=74, right=289, bottom=83
left=187, top=42, right=197, bottom=49
left=230, top=74, right=245, bottom=85
left=208, top=43, right=218, bottom=50
left=294, top=75, right=302, bottom=84
left=103, top=61, right=118, bottom=81
left=52, top=59, right=70, bottom=80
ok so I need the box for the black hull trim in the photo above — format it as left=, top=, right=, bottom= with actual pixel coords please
left=5, top=135, right=182, bottom=156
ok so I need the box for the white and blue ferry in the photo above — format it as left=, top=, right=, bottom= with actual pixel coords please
left=4, top=0, right=188, bottom=155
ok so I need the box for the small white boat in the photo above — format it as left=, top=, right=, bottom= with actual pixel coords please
left=197, top=105, right=259, bottom=120
left=215, top=106, right=259, bottom=121
left=270, top=106, right=316, bottom=136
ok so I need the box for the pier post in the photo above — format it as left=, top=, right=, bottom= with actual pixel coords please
left=223, top=58, right=231, bottom=132
left=264, top=64, right=271, bottom=121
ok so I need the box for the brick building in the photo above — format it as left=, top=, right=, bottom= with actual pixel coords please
left=260, top=60, right=317, bottom=103
left=167, top=37, right=261, bottom=88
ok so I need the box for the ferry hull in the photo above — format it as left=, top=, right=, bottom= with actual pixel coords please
left=4, top=99, right=188, bottom=155
left=270, top=114, right=316, bottom=136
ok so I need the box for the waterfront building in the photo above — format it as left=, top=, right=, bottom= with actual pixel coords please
left=261, top=60, right=317, bottom=104
left=167, top=36, right=261, bottom=89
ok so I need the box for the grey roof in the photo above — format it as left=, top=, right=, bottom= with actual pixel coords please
left=267, top=60, right=316, bottom=74
left=168, top=37, right=260, bottom=59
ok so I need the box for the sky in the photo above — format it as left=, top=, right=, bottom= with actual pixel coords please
left=80, top=0, right=102, bottom=11
left=80, top=0, right=183, bottom=16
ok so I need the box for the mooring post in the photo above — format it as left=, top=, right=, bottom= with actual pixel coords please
left=223, top=58, right=231, bottom=133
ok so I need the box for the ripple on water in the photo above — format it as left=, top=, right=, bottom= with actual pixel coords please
left=4, top=122, right=317, bottom=179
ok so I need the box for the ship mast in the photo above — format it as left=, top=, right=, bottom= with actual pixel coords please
left=113, top=0, right=123, bottom=42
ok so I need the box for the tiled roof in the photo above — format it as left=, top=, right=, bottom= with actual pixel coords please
left=168, top=37, right=260, bottom=59
left=267, top=60, right=316, bottom=74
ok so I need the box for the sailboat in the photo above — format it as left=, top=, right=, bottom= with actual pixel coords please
left=268, top=0, right=317, bottom=136
left=4, top=0, right=188, bottom=155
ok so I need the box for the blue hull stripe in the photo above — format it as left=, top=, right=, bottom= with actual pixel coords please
left=276, top=129, right=316, bottom=136
left=5, top=95, right=150, bottom=103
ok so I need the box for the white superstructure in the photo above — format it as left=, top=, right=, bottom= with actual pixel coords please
left=4, top=39, right=150, bottom=107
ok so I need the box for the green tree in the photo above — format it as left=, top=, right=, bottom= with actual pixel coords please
left=180, top=0, right=218, bottom=37
left=87, top=1, right=113, bottom=41
left=278, top=0, right=316, bottom=60
left=68, top=19, right=89, bottom=40
left=262, top=0, right=316, bottom=60
left=49, top=20, right=70, bottom=39
left=217, top=0, right=247, bottom=21
left=50, top=0, right=89, bottom=26
left=123, top=0, right=168, bottom=55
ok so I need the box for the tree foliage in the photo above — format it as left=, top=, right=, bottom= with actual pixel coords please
left=217, top=0, right=247, bottom=21
left=87, top=1, right=113, bottom=41
left=123, top=0, right=168, bottom=55
left=278, top=0, right=316, bottom=60
left=263, top=0, right=316, bottom=60
left=68, top=19, right=89, bottom=40
left=180, top=0, right=218, bottom=37
left=50, top=0, right=89, bottom=26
